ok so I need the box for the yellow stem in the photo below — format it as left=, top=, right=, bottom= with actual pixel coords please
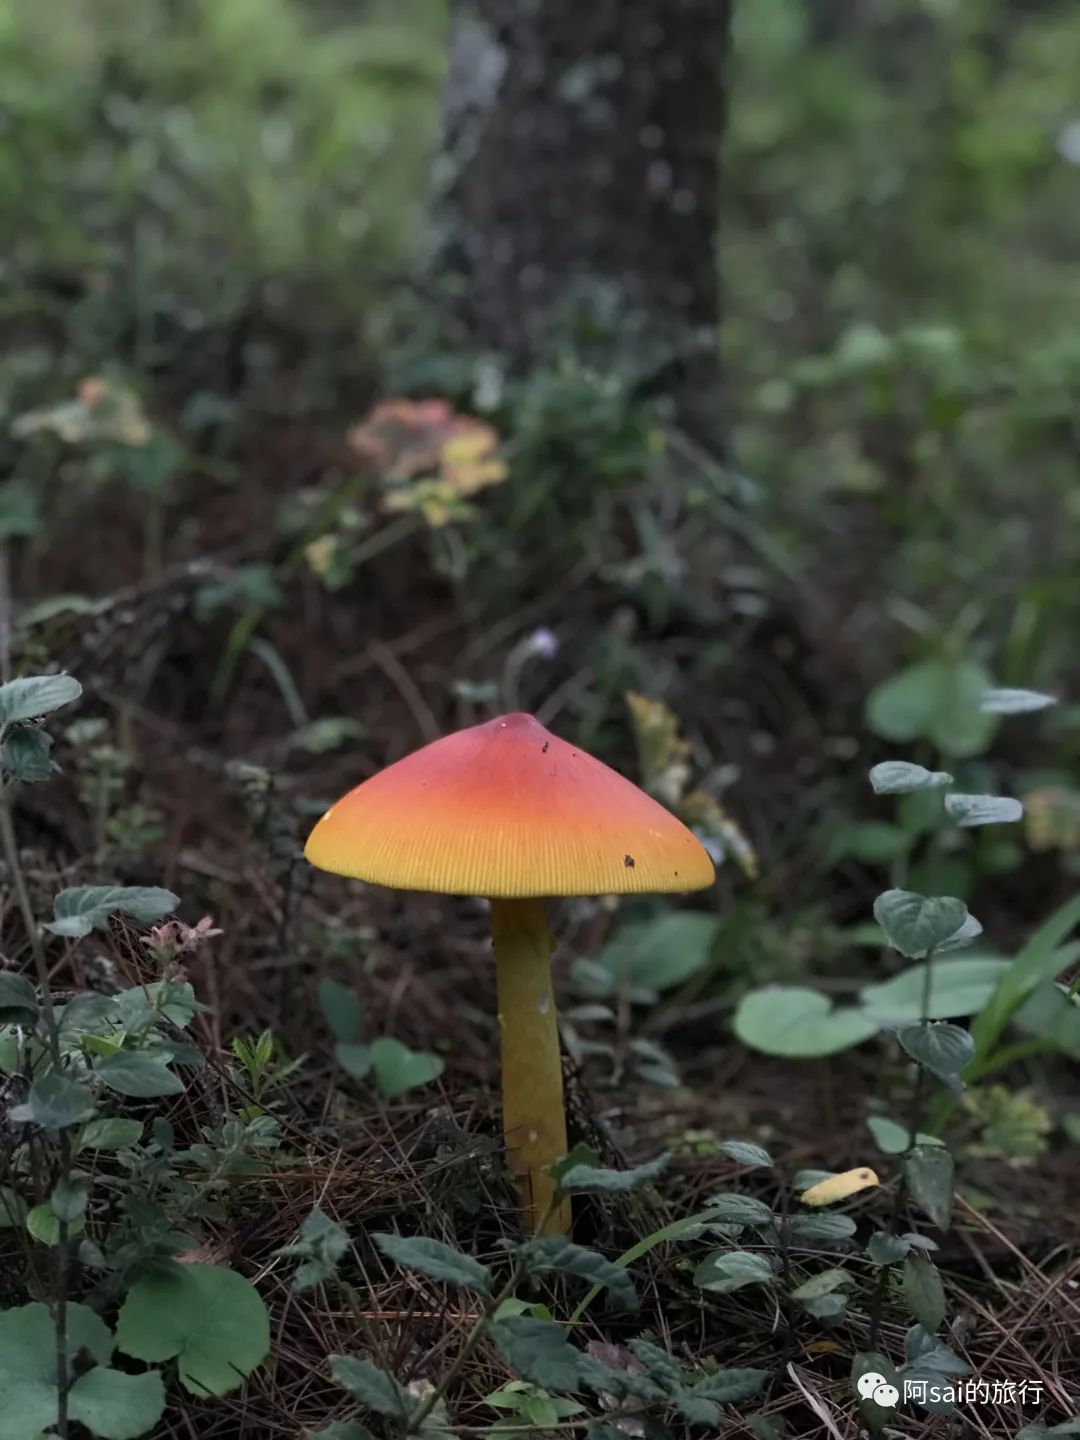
left=490, top=897, right=570, bottom=1235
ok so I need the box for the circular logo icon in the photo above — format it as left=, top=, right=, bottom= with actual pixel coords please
left=856, top=1372, right=887, bottom=1400
left=857, top=1372, right=900, bottom=1407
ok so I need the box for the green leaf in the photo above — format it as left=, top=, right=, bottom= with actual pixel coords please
left=556, top=1154, right=668, bottom=1192
left=546, top=1144, right=600, bottom=1183
left=51, top=1176, right=89, bottom=1222
left=59, top=993, right=123, bottom=1038
left=8, top=1073, right=96, bottom=1129
left=69, top=1368, right=166, bottom=1440
left=866, top=659, right=997, bottom=757
left=368, top=1037, right=443, bottom=1099
left=593, top=912, right=721, bottom=994
left=489, top=1316, right=583, bottom=1390
left=718, top=1139, right=773, bottom=1168
left=688, top=1368, right=768, bottom=1404
left=902, top=1255, right=946, bottom=1330
left=79, top=1117, right=143, bottom=1151
left=944, top=794, right=1023, bottom=827
left=116, top=1263, right=269, bottom=1396
left=904, top=1145, right=955, bottom=1230
left=113, top=980, right=197, bottom=1031
left=872, top=891, right=970, bottom=959
left=979, top=688, right=1056, bottom=715
left=310, top=1424, right=376, bottom=1440
left=693, top=1250, right=776, bottom=1294
left=793, top=1169, right=833, bottom=1190
left=0, top=674, right=82, bottom=725
left=1, top=727, right=57, bottom=782
left=373, top=1233, right=491, bottom=1293
left=869, top=762, right=954, bottom=795
left=674, top=1393, right=720, bottom=1425
left=318, top=980, right=365, bottom=1044
left=0, top=1186, right=28, bottom=1228
left=705, top=1193, right=774, bottom=1227
left=95, top=1051, right=184, bottom=1098
left=1013, top=982, right=1080, bottom=1055
left=0, top=1301, right=164, bottom=1440
left=734, top=987, right=879, bottom=1057
left=840, top=821, right=913, bottom=865
left=787, top=1212, right=857, bottom=1243
left=334, top=1042, right=373, bottom=1079
left=898, top=1023, right=974, bottom=1093
left=278, top=1207, right=350, bottom=1292
left=746, top=1414, right=786, bottom=1440
left=790, top=1267, right=852, bottom=1301
left=329, top=1357, right=408, bottom=1418
left=867, top=1232, right=910, bottom=1265
left=44, top=886, right=179, bottom=939
left=0, top=973, right=38, bottom=1026
left=519, top=1237, right=637, bottom=1310
left=866, top=1115, right=943, bottom=1154
left=903, top=1323, right=968, bottom=1377
left=861, top=957, right=1009, bottom=1023
left=622, top=1339, right=683, bottom=1393
left=27, top=1202, right=77, bottom=1246
left=969, top=895, right=1080, bottom=1066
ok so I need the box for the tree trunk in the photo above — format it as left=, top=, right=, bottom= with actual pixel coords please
left=433, top=0, right=729, bottom=445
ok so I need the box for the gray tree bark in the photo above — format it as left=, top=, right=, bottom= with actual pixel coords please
left=433, top=0, right=730, bottom=445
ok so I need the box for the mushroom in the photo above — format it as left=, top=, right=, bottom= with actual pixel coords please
left=304, top=711, right=715, bottom=1234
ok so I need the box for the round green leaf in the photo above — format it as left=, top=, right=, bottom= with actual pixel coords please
left=0, top=1302, right=160, bottom=1440
left=860, top=956, right=1009, bottom=1023
left=369, top=1038, right=443, bottom=1100
left=116, top=1263, right=269, bottom=1396
left=866, top=660, right=997, bottom=757
left=69, top=1368, right=166, bottom=1440
left=594, top=912, right=721, bottom=993
left=734, top=987, right=880, bottom=1057
left=872, top=890, right=969, bottom=959
left=7, top=1073, right=96, bottom=1129
left=898, top=1022, right=974, bottom=1090
left=1, top=727, right=57, bottom=783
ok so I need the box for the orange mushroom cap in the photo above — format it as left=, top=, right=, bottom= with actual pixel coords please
left=304, top=711, right=716, bottom=898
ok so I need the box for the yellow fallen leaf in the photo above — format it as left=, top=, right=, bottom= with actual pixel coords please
left=800, top=1167, right=879, bottom=1207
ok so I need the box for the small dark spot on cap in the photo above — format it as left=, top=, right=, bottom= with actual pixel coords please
left=542, top=741, right=549, bottom=753
left=624, top=853, right=635, bottom=868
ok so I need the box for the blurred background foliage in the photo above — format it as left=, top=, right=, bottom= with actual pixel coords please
left=2, top=0, right=1079, bottom=998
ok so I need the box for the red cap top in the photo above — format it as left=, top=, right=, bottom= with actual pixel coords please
left=304, top=712, right=716, bottom=898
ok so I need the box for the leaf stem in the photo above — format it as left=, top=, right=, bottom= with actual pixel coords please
left=0, top=765, right=72, bottom=1437
left=405, top=1197, right=557, bottom=1436
left=869, top=944, right=937, bottom=1348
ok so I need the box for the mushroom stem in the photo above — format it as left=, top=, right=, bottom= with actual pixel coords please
left=490, top=896, right=571, bottom=1235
